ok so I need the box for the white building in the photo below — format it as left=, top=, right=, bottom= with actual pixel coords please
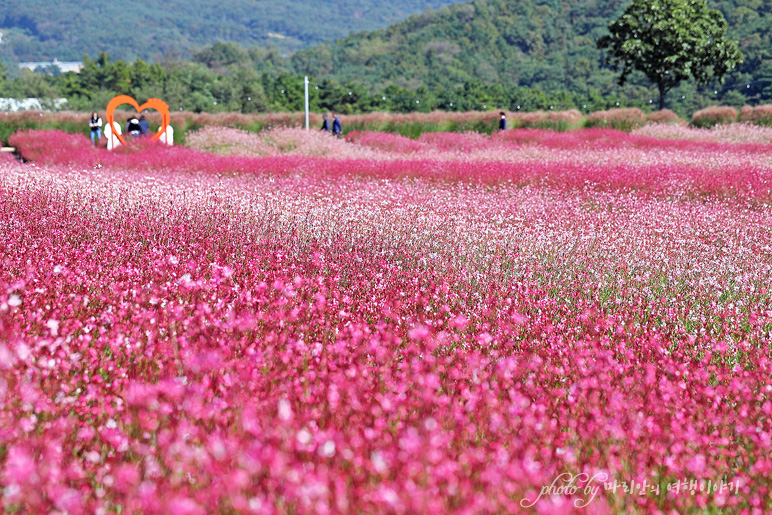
left=0, top=98, right=68, bottom=112
left=18, top=58, right=82, bottom=74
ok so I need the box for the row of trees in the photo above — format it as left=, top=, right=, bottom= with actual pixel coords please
left=0, top=51, right=657, bottom=115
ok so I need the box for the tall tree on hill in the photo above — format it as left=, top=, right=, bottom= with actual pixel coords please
left=597, top=0, right=743, bottom=110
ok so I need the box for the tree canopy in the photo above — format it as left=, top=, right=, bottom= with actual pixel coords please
left=598, top=0, right=743, bottom=109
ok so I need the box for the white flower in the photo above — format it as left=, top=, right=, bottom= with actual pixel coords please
left=318, top=440, right=335, bottom=457
left=278, top=399, right=292, bottom=421
left=297, top=429, right=312, bottom=445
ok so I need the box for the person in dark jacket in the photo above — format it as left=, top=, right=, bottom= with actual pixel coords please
left=320, top=113, right=330, bottom=132
left=498, top=111, right=507, bottom=131
left=332, top=113, right=342, bottom=137
left=138, top=114, right=150, bottom=137
left=89, top=111, right=103, bottom=146
left=126, top=115, right=141, bottom=137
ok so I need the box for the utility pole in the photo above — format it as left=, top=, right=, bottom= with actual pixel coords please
left=304, top=76, right=310, bottom=130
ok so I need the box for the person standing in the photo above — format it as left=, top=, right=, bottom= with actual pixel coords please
left=332, top=113, right=342, bottom=137
left=89, top=112, right=103, bottom=146
left=320, top=113, right=330, bottom=132
left=498, top=111, right=507, bottom=131
left=138, top=115, right=149, bottom=137
left=126, top=115, right=141, bottom=137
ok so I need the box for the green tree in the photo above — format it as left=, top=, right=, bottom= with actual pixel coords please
left=3, top=69, right=57, bottom=98
left=597, top=0, right=743, bottom=110
left=229, top=67, right=270, bottom=113
left=0, top=61, right=7, bottom=91
left=193, top=42, right=249, bottom=72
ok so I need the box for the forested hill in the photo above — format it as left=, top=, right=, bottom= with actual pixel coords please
left=0, top=0, right=467, bottom=61
left=1, top=0, right=771, bottom=113
left=290, top=0, right=772, bottom=104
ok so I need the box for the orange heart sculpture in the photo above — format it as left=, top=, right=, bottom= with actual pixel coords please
left=105, top=95, right=171, bottom=146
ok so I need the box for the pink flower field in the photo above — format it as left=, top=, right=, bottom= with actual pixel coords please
left=2, top=127, right=772, bottom=514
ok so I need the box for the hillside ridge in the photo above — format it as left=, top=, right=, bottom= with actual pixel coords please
left=0, top=0, right=467, bottom=61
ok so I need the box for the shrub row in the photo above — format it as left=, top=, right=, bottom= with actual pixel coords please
left=692, top=105, right=772, bottom=128
left=2, top=105, right=772, bottom=144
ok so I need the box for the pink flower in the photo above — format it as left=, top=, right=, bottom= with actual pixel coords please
left=166, top=497, right=205, bottom=515
left=3, top=446, right=36, bottom=485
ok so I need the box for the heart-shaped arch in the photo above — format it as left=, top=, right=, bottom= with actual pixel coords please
left=105, top=95, right=171, bottom=146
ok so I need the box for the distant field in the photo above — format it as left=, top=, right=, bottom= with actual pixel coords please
left=3, top=105, right=772, bottom=148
